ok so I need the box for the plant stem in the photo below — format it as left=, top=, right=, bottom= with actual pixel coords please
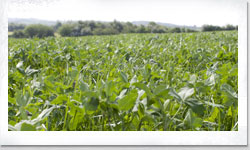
left=63, top=96, right=69, bottom=130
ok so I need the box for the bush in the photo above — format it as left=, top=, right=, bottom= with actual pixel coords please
left=92, top=28, right=118, bottom=35
left=201, top=25, right=221, bottom=32
left=170, top=27, right=181, bottom=33
left=24, top=24, right=54, bottom=38
left=80, top=27, right=92, bottom=36
left=12, top=30, right=26, bottom=38
left=224, top=24, right=237, bottom=30
left=58, top=24, right=74, bottom=37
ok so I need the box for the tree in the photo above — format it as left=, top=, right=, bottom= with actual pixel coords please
left=170, top=27, right=181, bottom=33
left=122, top=22, right=136, bottom=33
left=136, top=25, right=147, bottom=33
left=24, top=24, right=54, bottom=38
left=58, top=24, right=74, bottom=37
left=8, top=23, right=26, bottom=32
left=224, top=24, right=236, bottom=30
left=54, top=21, right=62, bottom=31
left=92, top=28, right=105, bottom=35
left=148, top=21, right=157, bottom=27
left=80, top=27, right=92, bottom=36
left=201, top=25, right=221, bottom=32
left=111, top=20, right=123, bottom=33
left=12, top=30, right=26, bottom=38
left=88, top=21, right=96, bottom=31
left=186, top=28, right=197, bottom=33
left=148, top=21, right=157, bottom=33
left=152, top=26, right=166, bottom=33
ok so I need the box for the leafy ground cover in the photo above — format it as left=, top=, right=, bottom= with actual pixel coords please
left=8, top=31, right=238, bottom=131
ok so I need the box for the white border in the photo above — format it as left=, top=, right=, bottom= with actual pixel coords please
left=0, top=0, right=247, bottom=145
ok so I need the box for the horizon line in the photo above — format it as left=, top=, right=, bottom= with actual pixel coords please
left=8, top=17, right=238, bottom=27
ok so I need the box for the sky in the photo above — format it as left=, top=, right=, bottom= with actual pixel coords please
left=8, top=0, right=242, bottom=27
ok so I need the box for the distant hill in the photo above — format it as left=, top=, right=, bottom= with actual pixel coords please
left=132, top=21, right=200, bottom=30
left=8, top=18, right=57, bottom=26
left=8, top=18, right=200, bottom=30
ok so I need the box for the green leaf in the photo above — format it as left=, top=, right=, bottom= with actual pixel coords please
left=163, top=99, right=171, bottom=112
left=138, top=103, right=145, bottom=118
left=32, top=106, right=55, bottom=123
left=13, top=120, right=33, bottom=131
left=153, top=85, right=169, bottom=98
left=178, top=87, right=194, bottom=101
left=120, top=71, right=128, bottom=83
left=16, top=61, right=25, bottom=75
left=21, top=123, right=36, bottom=131
left=44, top=77, right=56, bottom=92
left=69, top=67, right=78, bottom=79
left=105, top=80, right=114, bottom=97
left=16, top=61, right=23, bottom=68
left=205, top=74, right=216, bottom=86
left=79, top=81, right=89, bottom=91
left=8, top=96, right=16, bottom=104
left=25, top=66, right=39, bottom=76
left=208, top=107, right=220, bottom=122
left=118, top=89, right=138, bottom=111
left=189, top=74, right=197, bottom=84
left=221, top=83, right=238, bottom=99
left=15, top=90, right=23, bottom=106
left=221, top=83, right=238, bottom=107
left=133, top=82, right=152, bottom=98
left=85, top=97, right=99, bottom=112
left=169, top=88, right=182, bottom=102
left=83, top=91, right=99, bottom=112
left=129, top=75, right=137, bottom=85
left=55, top=82, right=70, bottom=90
left=204, top=101, right=224, bottom=108
left=117, top=89, right=127, bottom=100
left=82, top=91, right=97, bottom=98
left=66, top=53, right=71, bottom=60
left=184, top=109, right=203, bottom=129
left=17, top=68, right=25, bottom=75
left=50, top=95, right=68, bottom=105
left=20, top=106, right=28, bottom=120
left=15, top=90, right=30, bottom=107
left=140, top=115, right=155, bottom=125
left=185, top=98, right=205, bottom=116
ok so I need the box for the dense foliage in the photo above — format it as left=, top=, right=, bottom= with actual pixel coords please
left=9, top=21, right=238, bottom=38
left=24, top=24, right=54, bottom=38
left=57, top=21, right=197, bottom=37
left=201, top=24, right=238, bottom=32
left=8, top=23, right=26, bottom=32
left=8, top=31, right=238, bottom=131
left=12, top=30, right=26, bottom=38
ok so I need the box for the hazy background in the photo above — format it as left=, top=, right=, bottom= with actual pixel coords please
left=8, top=0, right=242, bottom=27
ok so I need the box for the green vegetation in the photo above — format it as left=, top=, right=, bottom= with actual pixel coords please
left=9, top=24, right=54, bottom=38
left=9, top=21, right=238, bottom=38
left=12, top=30, right=25, bottom=38
left=8, top=23, right=26, bottom=32
left=56, top=20, right=197, bottom=37
left=8, top=31, right=238, bottom=131
left=201, top=24, right=238, bottom=32
left=24, top=24, right=54, bottom=38
left=58, top=24, right=74, bottom=37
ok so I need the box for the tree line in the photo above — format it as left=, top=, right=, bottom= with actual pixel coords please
left=8, top=20, right=238, bottom=38
left=201, top=24, right=238, bottom=32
